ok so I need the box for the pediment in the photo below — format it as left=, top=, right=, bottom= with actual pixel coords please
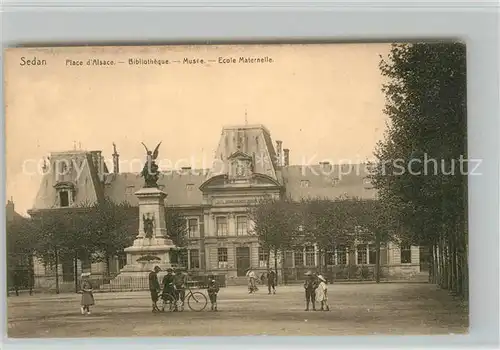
left=53, top=181, right=76, bottom=190
left=227, top=150, right=252, bottom=161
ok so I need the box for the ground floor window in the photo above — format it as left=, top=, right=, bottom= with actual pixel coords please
left=217, top=248, right=228, bottom=268
left=336, top=245, right=348, bottom=265
left=179, top=250, right=188, bottom=268
left=401, top=245, right=412, bottom=264
left=189, top=249, right=200, bottom=269
left=294, top=249, right=304, bottom=267
left=325, top=250, right=334, bottom=265
left=357, top=244, right=368, bottom=265
left=305, top=246, right=315, bottom=266
left=284, top=251, right=294, bottom=267
left=258, top=247, right=268, bottom=268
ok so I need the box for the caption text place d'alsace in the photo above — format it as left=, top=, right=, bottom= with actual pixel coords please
left=62, top=56, right=274, bottom=67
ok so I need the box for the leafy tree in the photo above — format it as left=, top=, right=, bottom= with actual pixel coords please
left=372, top=42, right=467, bottom=297
left=88, top=198, right=138, bottom=273
left=30, top=209, right=77, bottom=294
left=6, top=217, right=36, bottom=295
left=248, top=196, right=302, bottom=281
left=165, top=207, right=187, bottom=266
left=27, top=199, right=137, bottom=292
left=301, top=197, right=358, bottom=273
left=352, top=198, right=396, bottom=283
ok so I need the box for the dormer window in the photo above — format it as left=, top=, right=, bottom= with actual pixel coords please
left=227, top=151, right=253, bottom=181
left=54, top=181, right=75, bottom=208
left=186, top=184, right=194, bottom=191
left=300, top=180, right=310, bottom=188
left=59, top=190, right=70, bottom=207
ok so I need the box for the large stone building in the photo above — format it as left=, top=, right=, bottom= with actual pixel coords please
left=29, top=124, right=420, bottom=289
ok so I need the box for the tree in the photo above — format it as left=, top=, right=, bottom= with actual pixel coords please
left=301, top=197, right=358, bottom=274
left=30, top=209, right=77, bottom=294
left=352, top=198, right=396, bottom=283
left=6, top=216, right=36, bottom=295
left=88, top=198, right=138, bottom=274
left=372, top=43, right=467, bottom=297
left=27, top=199, right=137, bottom=293
left=248, top=196, right=302, bottom=283
left=165, top=207, right=187, bottom=266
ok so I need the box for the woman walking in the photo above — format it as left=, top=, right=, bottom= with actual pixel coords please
left=80, top=272, right=95, bottom=315
left=246, top=268, right=258, bottom=293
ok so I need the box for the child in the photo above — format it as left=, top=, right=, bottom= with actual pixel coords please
left=303, top=271, right=318, bottom=311
left=316, top=275, right=330, bottom=311
left=207, top=277, right=220, bottom=311
left=80, top=272, right=95, bottom=315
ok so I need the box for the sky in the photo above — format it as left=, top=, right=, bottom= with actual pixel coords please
left=5, top=43, right=392, bottom=215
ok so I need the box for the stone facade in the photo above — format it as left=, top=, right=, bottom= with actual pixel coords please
left=28, top=124, right=420, bottom=289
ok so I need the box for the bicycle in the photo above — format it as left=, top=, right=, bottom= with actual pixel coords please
left=158, top=283, right=208, bottom=312
left=157, top=291, right=177, bottom=312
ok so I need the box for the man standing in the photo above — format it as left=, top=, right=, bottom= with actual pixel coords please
left=267, top=269, right=277, bottom=295
left=149, top=266, right=161, bottom=312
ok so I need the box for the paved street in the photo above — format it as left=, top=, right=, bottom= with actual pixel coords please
left=7, top=283, right=468, bottom=337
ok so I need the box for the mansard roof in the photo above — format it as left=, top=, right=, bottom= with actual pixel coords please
left=280, top=163, right=376, bottom=201
left=29, top=125, right=376, bottom=211
left=210, top=124, right=279, bottom=180
left=103, top=170, right=208, bottom=207
left=31, top=163, right=375, bottom=210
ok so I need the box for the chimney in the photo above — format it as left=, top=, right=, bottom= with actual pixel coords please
left=283, top=149, right=290, bottom=166
left=6, top=198, right=14, bottom=222
left=112, top=143, right=120, bottom=173
left=276, top=140, right=283, bottom=166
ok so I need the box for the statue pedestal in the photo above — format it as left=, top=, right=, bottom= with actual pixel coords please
left=105, top=187, right=177, bottom=288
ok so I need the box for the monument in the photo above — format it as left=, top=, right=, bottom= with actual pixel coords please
left=105, top=142, right=176, bottom=288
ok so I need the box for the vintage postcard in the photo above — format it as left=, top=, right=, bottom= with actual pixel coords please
left=5, top=43, right=468, bottom=337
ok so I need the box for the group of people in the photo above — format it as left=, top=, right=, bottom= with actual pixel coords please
left=149, top=265, right=220, bottom=312
left=246, top=268, right=277, bottom=294
left=246, top=267, right=329, bottom=311
left=77, top=266, right=329, bottom=315
left=303, top=271, right=329, bottom=311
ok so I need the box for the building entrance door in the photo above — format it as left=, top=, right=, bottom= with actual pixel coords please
left=236, top=247, right=250, bottom=277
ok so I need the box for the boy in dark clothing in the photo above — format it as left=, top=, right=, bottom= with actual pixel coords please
left=207, top=276, right=220, bottom=311
left=267, top=269, right=277, bottom=295
left=149, top=266, right=161, bottom=312
left=173, top=269, right=187, bottom=311
left=303, top=271, right=318, bottom=311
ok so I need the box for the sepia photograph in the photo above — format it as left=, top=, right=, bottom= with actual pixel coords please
left=5, top=43, right=468, bottom=337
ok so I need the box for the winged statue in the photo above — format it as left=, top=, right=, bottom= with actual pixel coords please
left=140, top=142, right=162, bottom=188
